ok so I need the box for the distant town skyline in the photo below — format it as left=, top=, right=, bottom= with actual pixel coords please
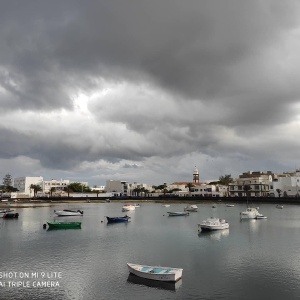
left=1, top=1, right=300, bottom=186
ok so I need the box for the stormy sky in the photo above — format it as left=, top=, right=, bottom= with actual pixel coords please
left=1, top=0, right=300, bottom=186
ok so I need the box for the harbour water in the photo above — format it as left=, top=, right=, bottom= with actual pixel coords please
left=1, top=201, right=300, bottom=300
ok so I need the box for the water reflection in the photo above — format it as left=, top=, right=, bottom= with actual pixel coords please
left=240, top=218, right=266, bottom=233
left=127, top=274, right=182, bottom=291
left=106, top=221, right=130, bottom=227
left=198, top=229, right=229, bottom=241
left=46, top=227, right=81, bottom=231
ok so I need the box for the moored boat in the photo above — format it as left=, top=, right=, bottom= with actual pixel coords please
left=127, top=263, right=183, bottom=282
left=122, top=204, right=135, bottom=212
left=276, top=205, right=283, bottom=209
left=226, top=204, right=235, bottom=207
left=240, top=207, right=266, bottom=219
left=167, top=211, right=189, bottom=216
left=184, top=204, right=198, bottom=212
left=162, top=204, right=170, bottom=207
left=198, top=217, right=229, bottom=232
left=0, top=209, right=16, bottom=218
left=106, top=215, right=131, bottom=223
left=47, top=221, right=81, bottom=229
left=54, top=209, right=83, bottom=216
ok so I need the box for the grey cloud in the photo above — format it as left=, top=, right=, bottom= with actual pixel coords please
left=1, top=1, right=300, bottom=185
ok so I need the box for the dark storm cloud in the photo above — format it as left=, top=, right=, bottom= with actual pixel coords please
left=2, top=0, right=299, bottom=110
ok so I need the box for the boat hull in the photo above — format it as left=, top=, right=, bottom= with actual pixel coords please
left=198, top=218, right=229, bottom=231
left=1, top=212, right=19, bottom=218
left=47, top=222, right=81, bottom=229
left=122, top=205, right=135, bottom=212
left=167, top=212, right=189, bottom=216
left=184, top=205, right=198, bottom=212
left=127, top=263, right=182, bottom=282
left=106, top=216, right=130, bottom=223
left=199, top=224, right=229, bottom=231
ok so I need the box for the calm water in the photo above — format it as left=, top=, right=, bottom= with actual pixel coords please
left=1, top=202, right=300, bottom=300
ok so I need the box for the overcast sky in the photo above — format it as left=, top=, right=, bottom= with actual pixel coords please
left=1, top=0, right=300, bottom=187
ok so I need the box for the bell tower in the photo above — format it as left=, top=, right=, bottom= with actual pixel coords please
left=193, top=166, right=199, bottom=184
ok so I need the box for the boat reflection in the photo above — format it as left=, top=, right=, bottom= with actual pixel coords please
left=242, top=219, right=261, bottom=233
left=198, top=229, right=229, bottom=241
left=127, top=274, right=182, bottom=291
left=106, top=221, right=130, bottom=226
left=46, top=227, right=81, bottom=231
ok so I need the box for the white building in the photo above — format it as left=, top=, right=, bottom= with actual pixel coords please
left=190, top=183, right=227, bottom=197
left=228, top=171, right=273, bottom=197
left=43, top=179, right=70, bottom=194
left=13, top=176, right=43, bottom=197
left=105, top=180, right=129, bottom=196
left=270, top=170, right=300, bottom=197
left=105, top=180, right=154, bottom=197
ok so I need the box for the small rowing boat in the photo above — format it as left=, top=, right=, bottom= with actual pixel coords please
left=127, top=263, right=183, bottom=282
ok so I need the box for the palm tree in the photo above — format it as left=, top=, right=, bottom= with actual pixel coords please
left=276, top=188, right=282, bottom=198
left=162, top=183, right=168, bottom=197
left=185, top=183, right=195, bottom=196
left=30, top=184, right=42, bottom=198
left=50, top=187, right=56, bottom=197
left=132, top=188, right=142, bottom=197
left=243, top=185, right=252, bottom=206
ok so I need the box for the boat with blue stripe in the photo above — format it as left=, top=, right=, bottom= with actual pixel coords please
left=127, top=263, right=183, bottom=282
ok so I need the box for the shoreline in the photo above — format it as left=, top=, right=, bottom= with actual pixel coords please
left=0, top=196, right=295, bottom=208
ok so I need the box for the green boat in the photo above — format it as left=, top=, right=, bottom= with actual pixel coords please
left=47, top=221, right=82, bottom=229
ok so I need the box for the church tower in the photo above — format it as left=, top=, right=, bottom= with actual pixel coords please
left=193, top=166, right=199, bottom=184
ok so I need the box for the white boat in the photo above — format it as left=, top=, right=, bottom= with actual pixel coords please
left=162, top=204, right=170, bottom=207
left=184, top=204, right=198, bottom=212
left=54, top=209, right=83, bottom=216
left=127, top=263, right=183, bottom=282
left=226, top=204, right=235, bottom=207
left=276, top=205, right=283, bottom=209
left=198, top=217, right=229, bottom=232
left=240, top=207, right=266, bottom=219
left=134, top=204, right=140, bottom=208
left=122, top=204, right=135, bottom=212
left=167, top=211, right=189, bottom=216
